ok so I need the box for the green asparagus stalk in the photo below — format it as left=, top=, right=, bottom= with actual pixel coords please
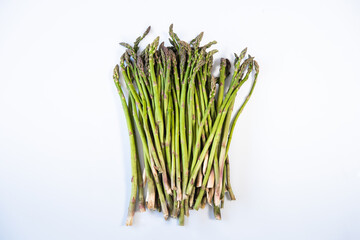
left=113, top=65, right=138, bottom=226
left=129, top=96, right=146, bottom=212
left=216, top=58, right=228, bottom=111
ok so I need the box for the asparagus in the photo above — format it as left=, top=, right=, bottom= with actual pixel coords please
left=113, top=25, right=259, bottom=225
left=113, top=65, right=139, bottom=226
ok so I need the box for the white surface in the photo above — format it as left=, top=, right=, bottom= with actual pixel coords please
left=1, top=0, right=359, bottom=239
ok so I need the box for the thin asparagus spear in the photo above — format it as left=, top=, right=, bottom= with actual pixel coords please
left=170, top=49, right=181, bottom=103
left=220, top=161, right=227, bottom=205
left=225, top=61, right=259, bottom=159
left=179, top=40, right=193, bottom=200
left=170, top=95, right=176, bottom=190
left=223, top=61, right=259, bottom=201
left=129, top=96, right=146, bottom=212
left=216, top=58, right=228, bottom=111
left=162, top=46, right=172, bottom=124
left=113, top=65, right=138, bottom=226
left=165, top=93, right=173, bottom=174
left=179, top=67, right=189, bottom=199
left=172, top=89, right=182, bottom=201
left=225, top=156, right=236, bottom=200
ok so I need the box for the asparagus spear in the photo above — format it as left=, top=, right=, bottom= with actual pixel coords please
left=113, top=65, right=139, bottom=226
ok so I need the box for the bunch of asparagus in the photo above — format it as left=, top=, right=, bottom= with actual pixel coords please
left=113, top=25, right=259, bottom=226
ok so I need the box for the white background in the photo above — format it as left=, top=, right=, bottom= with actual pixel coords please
left=1, top=0, right=359, bottom=239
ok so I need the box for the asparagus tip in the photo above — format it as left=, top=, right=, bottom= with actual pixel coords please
left=254, top=60, right=259, bottom=73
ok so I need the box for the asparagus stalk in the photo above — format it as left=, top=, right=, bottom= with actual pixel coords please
left=113, top=65, right=138, bottom=226
left=129, top=96, right=146, bottom=212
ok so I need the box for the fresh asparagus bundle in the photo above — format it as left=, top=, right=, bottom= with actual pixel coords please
left=113, top=25, right=259, bottom=226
